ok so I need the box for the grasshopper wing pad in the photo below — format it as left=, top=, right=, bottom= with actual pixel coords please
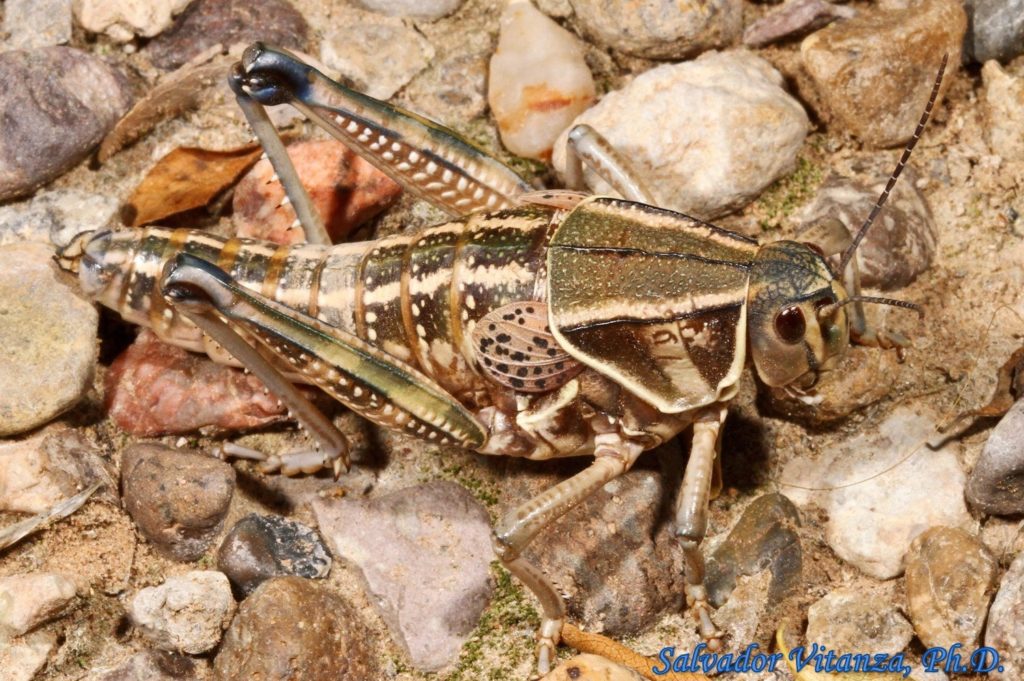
left=472, top=302, right=583, bottom=393
left=547, top=197, right=758, bottom=413
left=221, top=280, right=486, bottom=448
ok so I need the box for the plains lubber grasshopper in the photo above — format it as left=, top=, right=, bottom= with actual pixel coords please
left=57, top=43, right=946, bottom=674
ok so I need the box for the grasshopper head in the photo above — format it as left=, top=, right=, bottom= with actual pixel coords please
left=56, top=230, right=140, bottom=311
left=746, top=241, right=850, bottom=389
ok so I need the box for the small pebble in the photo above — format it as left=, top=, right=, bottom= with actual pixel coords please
left=105, top=330, right=289, bottom=436
left=488, top=0, right=596, bottom=160
left=743, top=0, right=855, bottom=48
left=313, top=481, right=493, bottom=671
left=0, top=189, right=120, bottom=248
left=981, top=61, right=1024, bottom=163
left=705, top=493, right=803, bottom=608
left=129, top=571, right=236, bottom=654
left=966, top=399, right=1024, bottom=515
left=963, top=0, right=1024, bottom=63
left=800, top=0, right=965, bottom=147
left=75, top=0, right=193, bottom=42
left=145, top=0, right=310, bottom=71
left=0, top=631, right=56, bottom=681
left=402, top=51, right=489, bottom=123
left=904, top=527, right=999, bottom=648
left=986, top=551, right=1024, bottom=681
left=319, top=5, right=434, bottom=101
left=0, top=242, right=97, bottom=437
left=0, top=47, right=131, bottom=201
left=553, top=50, right=808, bottom=219
left=121, top=443, right=235, bottom=561
left=351, top=0, right=463, bottom=20
left=213, top=577, right=375, bottom=681
left=2, top=0, right=73, bottom=49
left=806, top=588, right=914, bottom=655
left=540, top=653, right=644, bottom=681
left=568, top=0, right=742, bottom=59
left=797, top=170, right=937, bottom=290
left=217, top=514, right=331, bottom=597
left=232, top=139, right=402, bottom=245
left=0, top=573, right=77, bottom=636
left=88, top=650, right=200, bottom=681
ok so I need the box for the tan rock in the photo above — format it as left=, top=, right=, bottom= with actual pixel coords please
left=981, top=61, right=1024, bottom=161
left=75, top=0, right=194, bottom=42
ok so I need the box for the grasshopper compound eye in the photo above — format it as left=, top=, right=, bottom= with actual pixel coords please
left=774, top=306, right=806, bottom=344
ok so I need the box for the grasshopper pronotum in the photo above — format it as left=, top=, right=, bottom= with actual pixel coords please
left=58, top=43, right=945, bottom=673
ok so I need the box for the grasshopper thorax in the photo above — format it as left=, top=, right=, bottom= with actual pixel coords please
left=746, top=240, right=850, bottom=389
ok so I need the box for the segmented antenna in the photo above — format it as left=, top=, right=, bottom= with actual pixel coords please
left=817, top=295, right=924, bottom=321
left=836, top=54, right=948, bottom=275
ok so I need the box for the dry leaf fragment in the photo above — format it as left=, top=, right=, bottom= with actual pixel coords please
left=124, top=144, right=263, bottom=227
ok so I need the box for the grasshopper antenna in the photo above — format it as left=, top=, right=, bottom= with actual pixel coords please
left=817, top=294, right=924, bottom=321
left=836, top=54, right=948, bottom=276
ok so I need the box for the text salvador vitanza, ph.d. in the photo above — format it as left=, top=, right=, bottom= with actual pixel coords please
left=652, top=642, right=1005, bottom=677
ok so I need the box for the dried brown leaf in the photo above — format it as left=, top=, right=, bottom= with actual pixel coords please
left=124, top=145, right=263, bottom=227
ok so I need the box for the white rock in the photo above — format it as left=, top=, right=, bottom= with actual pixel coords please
left=806, top=587, right=914, bottom=655
left=74, top=0, right=194, bottom=42
left=782, top=406, right=974, bottom=579
left=0, top=189, right=120, bottom=248
left=488, top=0, right=595, bottom=160
left=0, top=573, right=77, bottom=636
left=552, top=50, right=808, bottom=219
left=351, top=0, right=463, bottom=20
left=319, top=5, right=434, bottom=101
left=129, top=571, right=235, bottom=654
left=0, top=631, right=56, bottom=681
left=2, top=0, right=73, bottom=49
left=986, top=551, right=1024, bottom=681
left=981, top=61, right=1024, bottom=162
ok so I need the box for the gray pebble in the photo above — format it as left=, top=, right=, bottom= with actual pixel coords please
left=744, top=0, right=855, bottom=48
left=2, top=0, right=72, bottom=49
left=121, top=443, right=235, bottom=561
left=0, top=47, right=131, bottom=200
left=964, top=0, right=1024, bottom=63
left=130, top=571, right=236, bottom=654
left=217, top=514, right=331, bottom=597
left=0, top=242, right=97, bottom=437
left=313, top=481, right=492, bottom=671
left=966, top=399, right=1024, bottom=515
left=0, top=189, right=119, bottom=248
left=806, top=588, right=914, bottom=655
left=352, top=0, right=463, bottom=20
left=985, top=551, right=1024, bottom=680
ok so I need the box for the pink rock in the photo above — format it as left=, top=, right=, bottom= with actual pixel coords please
left=232, top=139, right=402, bottom=245
left=105, top=330, right=287, bottom=436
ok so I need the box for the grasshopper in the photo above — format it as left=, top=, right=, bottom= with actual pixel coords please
left=57, top=43, right=945, bottom=673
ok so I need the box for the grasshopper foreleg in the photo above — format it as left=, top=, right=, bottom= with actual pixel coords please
left=493, top=428, right=644, bottom=674
left=675, top=406, right=727, bottom=650
left=563, top=123, right=655, bottom=204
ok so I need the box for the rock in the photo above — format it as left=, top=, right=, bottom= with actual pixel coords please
left=0, top=426, right=113, bottom=514
left=705, top=493, right=802, bottom=608
left=967, top=400, right=1024, bottom=516
left=806, top=588, right=914, bottom=655
left=541, top=653, right=644, bottom=681
left=351, top=0, right=463, bottom=20
left=781, top=406, right=975, bottom=578
left=568, top=0, right=742, bottom=60
left=0, top=631, right=56, bottom=681
left=0, top=573, right=77, bottom=636
left=800, top=0, right=965, bottom=147
left=0, top=242, right=98, bottom=437
left=214, top=577, right=376, bottom=681
left=0, top=189, right=120, bottom=248
left=402, top=51, right=489, bottom=122
left=488, top=1, right=595, bottom=161
left=217, top=514, right=331, bottom=597
left=797, top=170, right=937, bottom=290
left=120, top=443, right=235, bottom=561
left=0, top=47, right=131, bottom=200
left=904, top=527, right=998, bottom=648
left=319, top=5, right=434, bottom=101
left=129, top=571, right=235, bottom=654
left=75, top=0, right=193, bottom=42
left=512, top=467, right=683, bottom=635
left=145, top=0, right=310, bottom=71
left=88, top=650, right=200, bottom=681
left=986, top=551, right=1024, bottom=681
left=2, top=0, right=73, bottom=49
left=105, top=330, right=289, bottom=436
left=232, top=140, right=402, bottom=245
left=964, top=0, right=1024, bottom=63
left=743, top=0, right=856, bottom=48
left=981, top=61, right=1024, bottom=163
left=552, top=51, right=808, bottom=219
left=313, top=481, right=493, bottom=671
